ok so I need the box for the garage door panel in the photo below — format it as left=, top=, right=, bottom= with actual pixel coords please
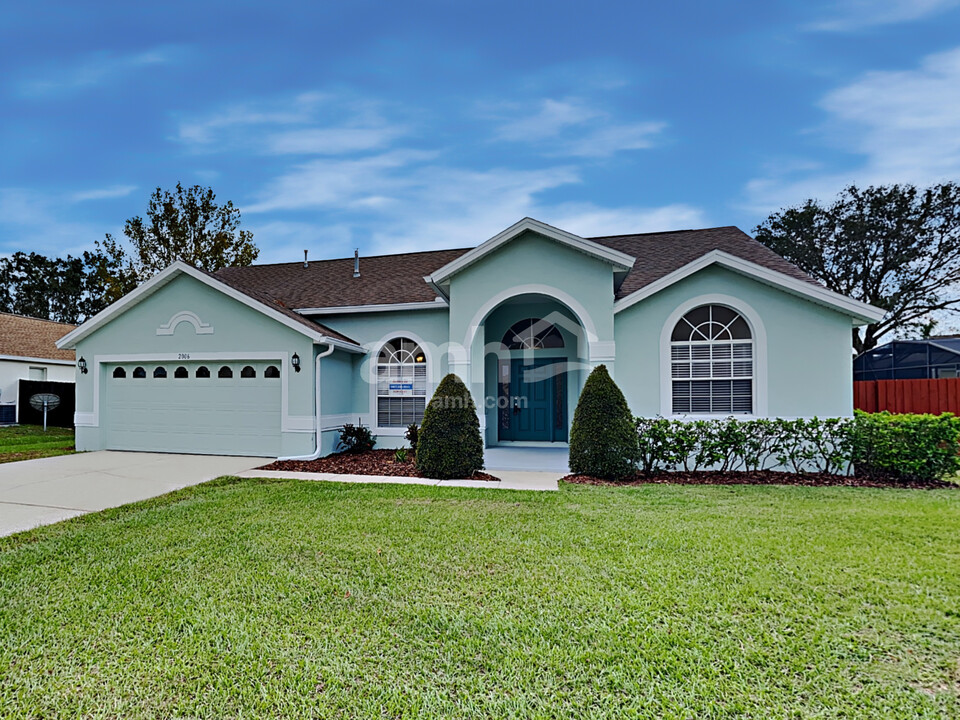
left=103, top=361, right=284, bottom=456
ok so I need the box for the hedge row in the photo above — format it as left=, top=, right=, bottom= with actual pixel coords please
left=634, top=412, right=960, bottom=482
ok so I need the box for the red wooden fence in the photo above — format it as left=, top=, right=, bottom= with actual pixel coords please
left=854, top=378, right=960, bottom=414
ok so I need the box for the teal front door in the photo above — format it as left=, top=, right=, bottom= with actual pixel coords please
left=499, top=358, right=566, bottom=442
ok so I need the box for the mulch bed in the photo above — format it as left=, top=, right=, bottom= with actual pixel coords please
left=260, top=449, right=501, bottom=482
left=563, top=470, right=960, bottom=490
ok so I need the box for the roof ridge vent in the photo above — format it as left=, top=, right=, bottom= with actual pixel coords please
left=353, top=249, right=360, bottom=278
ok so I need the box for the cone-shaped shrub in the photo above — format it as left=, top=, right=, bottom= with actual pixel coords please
left=416, top=373, right=485, bottom=479
left=569, top=364, right=637, bottom=480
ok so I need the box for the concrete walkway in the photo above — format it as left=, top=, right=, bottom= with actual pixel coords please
left=484, top=445, right=569, bottom=473
left=0, top=451, right=268, bottom=537
left=237, top=467, right=559, bottom=491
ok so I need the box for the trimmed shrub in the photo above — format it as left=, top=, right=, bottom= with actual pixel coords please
left=337, top=422, right=375, bottom=454
left=632, top=412, right=960, bottom=482
left=405, top=423, right=419, bottom=454
left=851, top=410, right=960, bottom=482
left=569, top=365, right=637, bottom=480
left=415, top=374, right=485, bottom=479
left=635, top=417, right=673, bottom=475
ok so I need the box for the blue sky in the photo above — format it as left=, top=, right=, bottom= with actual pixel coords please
left=3, top=0, right=960, bottom=264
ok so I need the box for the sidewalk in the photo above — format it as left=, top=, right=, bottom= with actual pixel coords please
left=236, top=468, right=560, bottom=491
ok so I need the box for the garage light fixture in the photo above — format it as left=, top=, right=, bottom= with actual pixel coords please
left=291, top=352, right=301, bottom=373
left=78, top=356, right=88, bottom=374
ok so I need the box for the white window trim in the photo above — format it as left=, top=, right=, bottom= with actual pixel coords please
left=368, top=332, right=434, bottom=435
left=659, top=294, right=768, bottom=418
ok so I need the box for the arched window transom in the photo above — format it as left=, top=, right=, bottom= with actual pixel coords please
left=502, top=318, right=564, bottom=350
left=671, top=305, right=753, bottom=414
left=377, top=337, right=427, bottom=427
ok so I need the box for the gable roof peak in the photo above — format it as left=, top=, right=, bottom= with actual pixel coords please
left=426, top=217, right=636, bottom=288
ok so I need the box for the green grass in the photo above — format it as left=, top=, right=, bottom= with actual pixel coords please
left=1, top=479, right=959, bottom=718
left=0, top=424, right=74, bottom=464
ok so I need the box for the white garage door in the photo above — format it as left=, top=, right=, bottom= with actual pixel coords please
left=102, top=361, right=283, bottom=457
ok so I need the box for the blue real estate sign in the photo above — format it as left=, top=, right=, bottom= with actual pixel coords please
left=389, top=382, right=414, bottom=397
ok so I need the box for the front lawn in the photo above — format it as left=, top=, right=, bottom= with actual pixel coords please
left=0, top=424, right=75, bottom=464
left=1, top=480, right=958, bottom=718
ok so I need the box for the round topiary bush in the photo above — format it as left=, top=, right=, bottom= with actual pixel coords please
left=415, top=373, right=485, bottom=479
left=569, top=364, right=637, bottom=480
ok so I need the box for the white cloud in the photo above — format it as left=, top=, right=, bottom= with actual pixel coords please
left=177, top=89, right=699, bottom=258
left=176, top=92, right=408, bottom=157
left=176, top=93, right=328, bottom=145
left=16, top=46, right=186, bottom=97
left=70, top=185, right=138, bottom=203
left=0, top=189, right=112, bottom=257
left=543, top=203, right=707, bottom=237
left=245, top=150, right=440, bottom=213
left=562, top=122, right=666, bottom=158
left=744, top=46, right=960, bottom=213
left=807, top=0, right=960, bottom=31
left=244, top=145, right=705, bottom=256
left=496, top=99, right=602, bottom=142
left=492, top=97, right=666, bottom=158
left=265, top=126, right=404, bottom=155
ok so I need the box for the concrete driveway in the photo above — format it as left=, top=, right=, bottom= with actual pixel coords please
left=0, top=452, right=269, bottom=537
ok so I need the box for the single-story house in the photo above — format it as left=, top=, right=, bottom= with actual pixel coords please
left=0, top=313, right=76, bottom=425
left=854, top=337, right=960, bottom=381
left=56, top=217, right=884, bottom=458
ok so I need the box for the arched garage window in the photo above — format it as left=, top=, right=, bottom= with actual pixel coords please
left=241, top=365, right=256, bottom=378
left=174, top=366, right=188, bottom=378
left=218, top=366, right=233, bottom=379
left=264, top=366, right=280, bottom=378
left=671, top=305, right=753, bottom=414
left=377, top=337, right=427, bottom=427
left=133, top=367, right=146, bottom=379
left=196, top=366, right=211, bottom=378
left=153, top=367, right=167, bottom=379
left=112, top=367, right=126, bottom=379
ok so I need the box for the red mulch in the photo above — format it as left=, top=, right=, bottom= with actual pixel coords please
left=260, top=449, right=500, bottom=481
left=563, top=470, right=960, bottom=490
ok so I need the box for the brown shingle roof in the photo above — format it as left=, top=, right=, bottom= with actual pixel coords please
left=0, top=313, right=76, bottom=361
left=215, top=248, right=470, bottom=310
left=213, top=226, right=818, bottom=310
left=195, top=267, right=360, bottom=345
left=589, top=226, right=821, bottom=300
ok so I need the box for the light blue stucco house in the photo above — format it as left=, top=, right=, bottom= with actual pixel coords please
left=56, top=218, right=884, bottom=459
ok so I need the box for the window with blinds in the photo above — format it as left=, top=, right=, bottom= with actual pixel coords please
left=377, top=337, right=427, bottom=427
left=670, top=305, right=753, bottom=414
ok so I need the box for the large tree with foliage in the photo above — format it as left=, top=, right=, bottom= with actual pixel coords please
left=755, top=183, right=960, bottom=354
left=97, top=183, right=258, bottom=299
left=0, top=184, right=257, bottom=321
left=0, top=251, right=117, bottom=324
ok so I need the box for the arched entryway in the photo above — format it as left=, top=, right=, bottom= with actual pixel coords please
left=474, top=293, right=592, bottom=446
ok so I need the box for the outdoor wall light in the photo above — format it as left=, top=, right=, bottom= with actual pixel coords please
left=78, top=356, right=88, bottom=374
left=291, top=352, right=301, bottom=373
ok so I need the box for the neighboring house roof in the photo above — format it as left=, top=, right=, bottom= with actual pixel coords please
left=0, top=313, right=76, bottom=363
left=57, top=262, right=363, bottom=351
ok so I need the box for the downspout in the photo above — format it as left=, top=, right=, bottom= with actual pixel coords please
left=278, top=342, right=335, bottom=461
